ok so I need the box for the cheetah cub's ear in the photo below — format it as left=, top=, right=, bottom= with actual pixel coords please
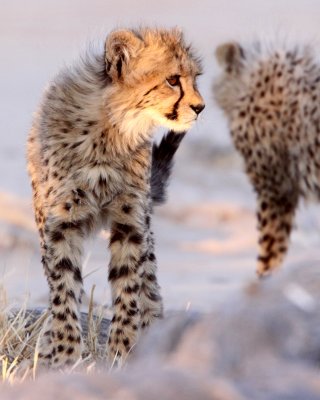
left=105, top=29, right=143, bottom=82
left=215, top=42, right=245, bottom=73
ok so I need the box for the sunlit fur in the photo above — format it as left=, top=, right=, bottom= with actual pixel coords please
left=214, top=40, right=320, bottom=276
left=27, top=27, right=204, bottom=368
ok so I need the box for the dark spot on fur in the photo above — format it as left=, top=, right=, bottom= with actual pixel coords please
left=109, top=267, right=118, bottom=281
left=122, top=205, right=132, bottom=214
left=50, top=230, right=65, bottom=242
left=65, top=323, right=74, bottom=331
left=56, top=258, right=74, bottom=273
left=66, top=347, right=74, bottom=355
left=76, top=188, right=86, bottom=198
left=57, top=345, right=65, bottom=353
left=56, top=312, right=67, bottom=321
left=50, top=272, right=62, bottom=281
left=147, top=273, right=156, bottom=282
left=128, top=233, right=143, bottom=245
left=124, top=283, right=139, bottom=294
left=127, top=308, right=138, bottom=316
left=145, top=215, right=150, bottom=227
left=71, top=311, right=78, bottom=320
left=57, top=283, right=64, bottom=292
left=67, top=289, right=76, bottom=300
left=115, top=223, right=133, bottom=235
left=114, top=296, right=121, bottom=305
left=139, top=253, right=148, bottom=265
left=148, top=253, right=156, bottom=262
left=73, top=267, right=83, bottom=283
left=52, top=295, right=61, bottom=306
left=147, top=291, right=161, bottom=302
left=67, top=334, right=75, bottom=342
left=59, top=221, right=83, bottom=232
left=110, top=231, right=125, bottom=245
left=129, top=300, right=137, bottom=308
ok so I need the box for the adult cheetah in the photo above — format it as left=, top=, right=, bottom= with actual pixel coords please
left=27, top=27, right=204, bottom=367
left=214, top=40, right=320, bottom=277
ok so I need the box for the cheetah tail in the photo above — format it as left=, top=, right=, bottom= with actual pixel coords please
left=151, top=130, right=186, bottom=205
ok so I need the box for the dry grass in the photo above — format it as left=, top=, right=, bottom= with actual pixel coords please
left=0, top=284, right=111, bottom=383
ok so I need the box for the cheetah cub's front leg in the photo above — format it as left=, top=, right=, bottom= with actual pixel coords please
left=139, top=226, right=163, bottom=328
left=107, top=193, right=163, bottom=362
left=37, top=190, right=96, bottom=368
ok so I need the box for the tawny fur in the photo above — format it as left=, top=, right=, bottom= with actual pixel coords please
left=214, top=40, right=320, bottom=277
left=27, top=27, right=204, bottom=367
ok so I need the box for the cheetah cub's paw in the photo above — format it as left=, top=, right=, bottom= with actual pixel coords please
left=37, top=316, right=83, bottom=369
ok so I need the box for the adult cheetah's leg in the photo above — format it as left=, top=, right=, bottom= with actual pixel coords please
left=256, top=191, right=298, bottom=277
left=139, top=223, right=163, bottom=329
left=107, top=194, right=148, bottom=363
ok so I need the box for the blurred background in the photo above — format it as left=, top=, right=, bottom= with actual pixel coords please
left=1, top=0, right=320, bottom=311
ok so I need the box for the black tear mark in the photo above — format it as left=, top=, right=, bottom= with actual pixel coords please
left=165, top=81, right=185, bottom=120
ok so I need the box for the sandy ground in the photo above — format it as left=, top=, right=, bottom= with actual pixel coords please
left=3, top=264, right=320, bottom=399
left=1, top=0, right=320, bottom=313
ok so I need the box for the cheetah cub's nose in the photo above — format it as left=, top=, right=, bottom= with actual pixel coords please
left=190, top=103, right=205, bottom=115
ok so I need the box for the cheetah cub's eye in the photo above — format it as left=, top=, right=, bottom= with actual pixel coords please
left=166, top=75, right=180, bottom=87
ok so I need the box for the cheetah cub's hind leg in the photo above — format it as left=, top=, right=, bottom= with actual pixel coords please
left=245, top=150, right=299, bottom=277
left=243, top=145, right=299, bottom=277
left=255, top=187, right=298, bottom=277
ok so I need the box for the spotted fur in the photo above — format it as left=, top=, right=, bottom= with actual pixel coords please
left=27, top=27, right=204, bottom=367
left=213, top=40, right=320, bottom=277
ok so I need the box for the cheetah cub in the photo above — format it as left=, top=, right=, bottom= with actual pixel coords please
left=27, top=27, right=204, bottom=367
left=214, top=40, right=320, bottom=277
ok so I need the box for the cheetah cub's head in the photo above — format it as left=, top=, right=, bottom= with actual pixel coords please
left=105, top=28, right=205, bottom=134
